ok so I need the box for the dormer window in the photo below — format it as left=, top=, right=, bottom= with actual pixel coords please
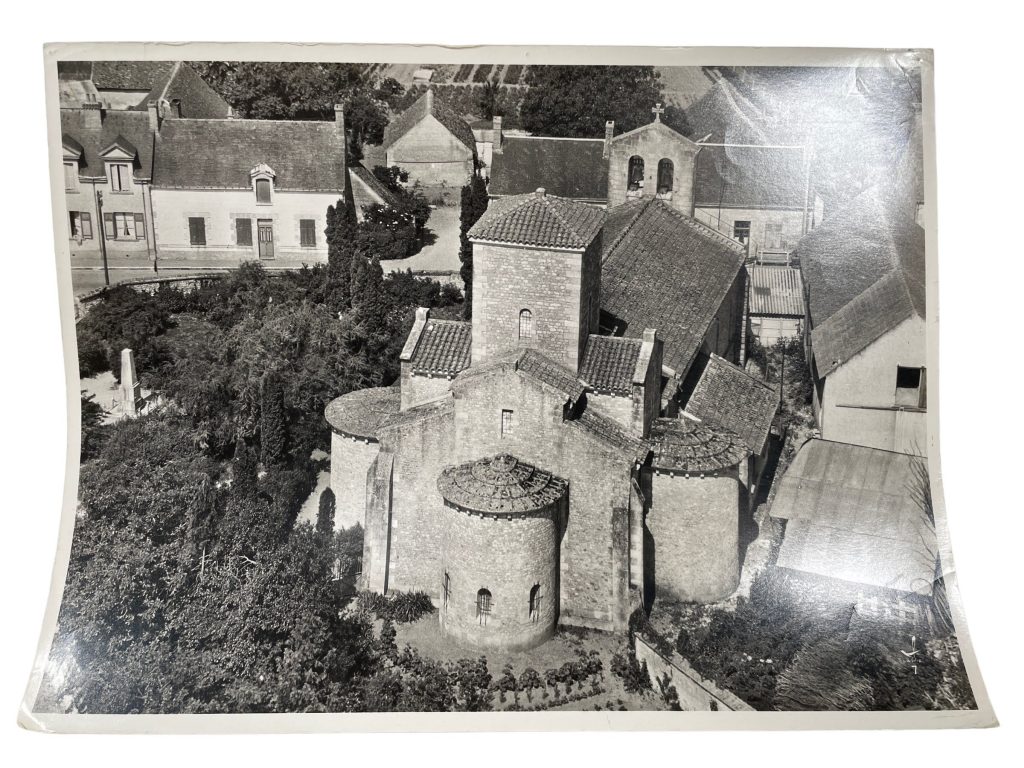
left=109, top=163, right=131, bottom=192
left=63, top=162, right=79, bottom=192
left=251, top=163, right=276, bottom=205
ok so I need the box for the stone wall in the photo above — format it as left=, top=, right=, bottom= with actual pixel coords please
left=647, top=469, right=741, bottom=602
left=634, top=635, right=754, bottom=711
left=607, top=122, right=700, bottom=216
left=363, top=452, right=394, bottom=593
left=386, top=114, right=475, bottom=188
left=400, top=365, right=454, bottom=410
left=471, top=239, right=600, bottom=371
left=693, top=205, right=805, bottom=259
left=439, top=501, right=560, bottom=651
left=329, top=432, right=380, bottom=529
left=451, top=362, right=635, bottom=631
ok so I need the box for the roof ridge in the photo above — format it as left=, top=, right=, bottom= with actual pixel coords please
left=157, top=61, right=182, bottom=103
left=542, top=196, right=589, bottom=246
left=601, top=199, right=652, bottom=261
left=707, top=353, right=777, bottom=391
left=674, top=206, right=747, bottom=252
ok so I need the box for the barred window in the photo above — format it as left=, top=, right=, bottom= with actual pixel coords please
left=477, top=588, right=492, bottom=626
left=501, top=409, right=513, bottom=436
left=518, top=309, right=534, bottom=339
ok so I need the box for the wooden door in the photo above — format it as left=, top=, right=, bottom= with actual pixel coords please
left=258, top=220, right=274, bottom=259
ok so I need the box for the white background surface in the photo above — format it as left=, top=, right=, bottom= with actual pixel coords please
left=1, top=0, right=1020, bottom=761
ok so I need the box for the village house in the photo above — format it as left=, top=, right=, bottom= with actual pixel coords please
left=769, top=438, right=937, bottom=629
left=381, top=89, right=477, bottom=190
left=324, top=188, right=778, bottom=651
left=149, top=106, right=349, bottom=269
left=798, top=186, right=927, bottom=456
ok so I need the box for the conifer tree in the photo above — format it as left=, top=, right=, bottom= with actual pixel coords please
left=351, top=254, right=390, bottom=341
left=325, top=196, right=358, bottom=312
left=260, top=371, right=289, bottom=467
left=458, top=175, right=488, bottom=319
left=317, top=488, right=336, bottom=537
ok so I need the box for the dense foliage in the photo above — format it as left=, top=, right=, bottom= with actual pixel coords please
left=458, top=175, right=489, bottom=319
left=520, top=66, right=690, bottom=138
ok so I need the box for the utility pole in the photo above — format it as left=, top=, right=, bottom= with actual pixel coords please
left=96, top=189, right=110, bottom=287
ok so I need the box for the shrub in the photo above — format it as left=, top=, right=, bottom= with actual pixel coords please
left=610, top=648, right=652, bottom=694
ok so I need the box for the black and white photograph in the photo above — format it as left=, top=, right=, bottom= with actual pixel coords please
left=20, top=43, right=994, bottom=729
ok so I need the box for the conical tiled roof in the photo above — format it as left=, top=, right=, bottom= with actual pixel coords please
left=325, top=387, right=401, bottom=441
left=437, top=453, right=568, bottom=516
left=468, top=189, right=606, bottom=249
left=650, top=415, right=749, bottom=474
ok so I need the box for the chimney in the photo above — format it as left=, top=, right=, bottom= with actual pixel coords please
left=535, top=187, right=546, bottom=198
left=169, top=98, right=182, bottom=118
left=493, top=115, right=503, bottom=154
left=82, top=98, right=103, bottom=130
left=603, top=120, right=614, bottom=159
left=147, top=100, right=161, bottom=133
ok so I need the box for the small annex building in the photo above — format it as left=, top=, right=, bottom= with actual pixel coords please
left=325, top=189, right=779, bottom=651
left=382, top=89, right=477, bottom=189
left=747, top=265, right=805, bottom=347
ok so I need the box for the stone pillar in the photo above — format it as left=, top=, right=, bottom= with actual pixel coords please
left=120, top=348, right=143, bottom=417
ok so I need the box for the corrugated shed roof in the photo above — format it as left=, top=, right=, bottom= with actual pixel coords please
left=578, top=335, right=643, bottom=395
left=600, top=198, right=746, bottom=376
left=770, top=439, right=936, bottom=596
left=383, top=89, right=476, bottom=152
left=60, top=108, right=154, bottom=180
left=799, top=186, right=925, bottom=376
left=325, top=387, right=401, bottom=441
left=749, top=265, right=805, bottom=317
left=469, top=190, right=606, bottom=250
left=694, top=144, right=807, bottom=209
left=488, top=136, right=609, bottom=201
left=650, top=415, right=749, bottom=473
left=409, top=319, right=472, bottom=376
left=153, top=118, right=347, bottom=191
left=685, top=354, right=779, bottom=455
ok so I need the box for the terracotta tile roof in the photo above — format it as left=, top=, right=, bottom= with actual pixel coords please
left=799, top=186, right=925, bottom=376
left=325, top=387, right=401, bottom=441
left=383, top=89, right=476, bottom=152
left=516, top=349, right=586, bottom=403
left=650, top=414, right=749, bottom=474
left=409, top=320, right=472, bottom=376
left=437, top=453, right=568, bottom=516
left=600, top=198, right=746, bottom=376
left=469, top=190, right=606, bottom=249
left=153, top=118, right=347, bottom=192
left=685, top=354, right=779, bottom=455
left=578, top=335, right=643, bottom=395
left=770, top=439, right=935, bottom=596
left=60, top=108, right=154, bottom=180
left=379, top=394, right=455, bottom=433
left=749, top=265, right=805, bottom=317
left=488, top=136, right=609, bottom=201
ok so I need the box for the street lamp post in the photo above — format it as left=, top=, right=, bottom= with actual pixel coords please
left=96, top=189, right=110, bottom=287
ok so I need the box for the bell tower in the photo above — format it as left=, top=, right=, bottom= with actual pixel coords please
left=467, top=189, right=606, bottom=372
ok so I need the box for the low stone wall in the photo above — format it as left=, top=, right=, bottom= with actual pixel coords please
left=634, top=634, right=754, bottom=712
left=77, top=272, right=229, bottom=316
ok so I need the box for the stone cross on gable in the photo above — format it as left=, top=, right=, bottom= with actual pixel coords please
left=652, top=102, right=665, bottom=122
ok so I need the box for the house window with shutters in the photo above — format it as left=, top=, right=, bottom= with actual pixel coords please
left=518, top=309, right=534, bottom=339
left=68, top=211, right=93, bottom=240
left=109, top=163, right=132, bottom=193
left=476, top=588, right=492, bottom=626
left=255, top=178, right=273, bottom=205
left=64, top=162, right=79, bottom=192
left=300, top=219, right=317, bottom=247
left=103, top=212, right=146, bottom=241
left=236, top=218, right=253, bottom=247
left=189, top=217, right=206, bottom=246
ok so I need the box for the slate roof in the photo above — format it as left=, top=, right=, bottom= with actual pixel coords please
left=770, top=439, right=936, bottom=596
left=383, top=89, right=476, bottom=152
left=153, top=118, right=348, bottom=191
left=600, top=198, right=746, bottom=376
left=325, top=387, right=401, bottom=441
left=685, top=354, right=779, bottom=455
left=137, top=61, right=231, bottom=119
left=749, top=265, right=805, bottom=317
left=89, top=61, right=176, bottom=90
left=488, top=136, right=609, bottom=201
left=408, top=319, right=472, bottom=376
left=799, top=187, right=926, bottom=376
left=437, top=453, right=568, bottom=516
left=694, top=144, right=807, bottom=209
left=650, top=414, right=749, bottom=474
left=60, top=108, right=154, bottom=180
left=578, top=335, right=643, bottom=395
left=469, top=190, right=606, bottom=250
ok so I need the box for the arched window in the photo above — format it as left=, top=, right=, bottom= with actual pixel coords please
left=657, top=159, right=674, bottom=195
left=519, top=308, right=534, bottom=339
left=476, top=588, right=492, bottom=626
left=627, top=155, right=645, bottom=192
left=529, top=584, right=542, bottom=622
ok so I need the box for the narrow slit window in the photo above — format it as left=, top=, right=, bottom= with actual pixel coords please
left=501, top=409, right=514, bottom=436
left=518, top=309, right=533, bottom=339
left=442, top=572, right=451, bottom=611
left=529, top=584, right=542, bottom=622
left=476, top=588, right=492, bottom=626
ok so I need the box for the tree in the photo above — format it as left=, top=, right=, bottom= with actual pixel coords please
left=324, top=197, right=359, bottom=313
left=350, top=255, right=390, bottom=344
left=260, top=371, right=289, bottom=467
left=520, top=66, right=668, bottom=137
left=478, top=81, right=499, bottom=120
left=316, top=488, right=336, bottom=537
left=458, top=175, right=489, bottom=319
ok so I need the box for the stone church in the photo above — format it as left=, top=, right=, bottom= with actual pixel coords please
left=326, top=127, right=779, bottom=652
